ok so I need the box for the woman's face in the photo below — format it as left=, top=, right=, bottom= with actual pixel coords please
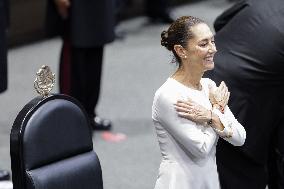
left=184, top=23, right=217, bottom=71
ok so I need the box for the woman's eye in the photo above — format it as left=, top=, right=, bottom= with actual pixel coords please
left=211, top=40, right=215, bottom=44
left=199, top=43, right=207, bottom=47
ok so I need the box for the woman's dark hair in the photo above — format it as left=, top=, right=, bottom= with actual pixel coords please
left=161, top=16, right=204, bottom=64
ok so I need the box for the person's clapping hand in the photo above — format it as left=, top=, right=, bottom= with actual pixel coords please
left=209, top=81, right=230, bottom=113
left=54, top=0, right=70, bottom=19
left=174, top=99, right=211, bottom=125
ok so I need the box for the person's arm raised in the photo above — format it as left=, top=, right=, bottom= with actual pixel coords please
left=154, top=94, right=217, bottom=159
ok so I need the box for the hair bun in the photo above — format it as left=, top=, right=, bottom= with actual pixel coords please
left=161, top=30, right=170, bottom=50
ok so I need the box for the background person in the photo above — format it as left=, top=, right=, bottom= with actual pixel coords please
left=0, top=0, right=10, bottom=181
left=0, top=0, right=8, bottom=93
left=145, top=0, right=174, bottom=24
left=205, top=0, right=284, bottom=188
left=46, top=0, right=116, bottom=130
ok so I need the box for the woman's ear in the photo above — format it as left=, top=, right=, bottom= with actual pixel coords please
left=174, top=45, right=187, bottom=59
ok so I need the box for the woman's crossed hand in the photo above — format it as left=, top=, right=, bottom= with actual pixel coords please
left=209, top=81, right=230, bottom=112
left=174, top=99, right=211, bottom=125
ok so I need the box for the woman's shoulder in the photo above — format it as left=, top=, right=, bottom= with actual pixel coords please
left=153, top=78, right=185, bottom=104
left=201, top=78, right=217, bottom=88
left=201, top=77, right=216, bottom=85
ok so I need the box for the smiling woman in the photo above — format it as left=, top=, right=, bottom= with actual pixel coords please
left=152, top=16, right=246, bottom=189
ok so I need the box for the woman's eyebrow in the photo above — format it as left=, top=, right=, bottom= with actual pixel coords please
left=199, top=38, right=210, bottom=42
left=199, top=36, right=214, bottom=42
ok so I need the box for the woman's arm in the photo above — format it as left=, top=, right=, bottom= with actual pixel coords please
left=174, top=99, right=246, bottom=146
left=210, top=106, right=246, bottom=146
left=207, top=80, right=246, bottom=146
left=154, top=93, right=218, bottom=159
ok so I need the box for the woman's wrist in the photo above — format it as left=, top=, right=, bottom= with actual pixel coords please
left=210, top=112, right=225, bottom=131
left=207, top=110, right=213, bottom=125
left=212, top=103, right=224, bottom=113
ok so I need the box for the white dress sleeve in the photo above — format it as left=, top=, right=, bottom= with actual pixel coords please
left=153, top=92, right=218, bottom=159
left=212, top=106, right=246, bottom=146
left=204, top=78, right=246, bottom=146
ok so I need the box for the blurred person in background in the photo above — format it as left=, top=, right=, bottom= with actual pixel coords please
left=46, top=0, right=116, bottom=130
left=206, top=0, right=284, bottom=188
left=0, top=169, right=9, bottom=181
left=0, top=0, right=8, bottom=93
left=114, top=0, right=174, bottom=27
left=145, top=0, right=174, bottom=24
left=0, top=0, right=10, bottom=181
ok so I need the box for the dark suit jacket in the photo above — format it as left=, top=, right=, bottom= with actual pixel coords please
left=45, top=0, right=115, bottom=48
left=206, top=0, right=284, bottom=188
left=0, top=0, right=8, bottom=93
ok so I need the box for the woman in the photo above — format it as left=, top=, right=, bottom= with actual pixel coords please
left=152, top=16, right=246, bottom=189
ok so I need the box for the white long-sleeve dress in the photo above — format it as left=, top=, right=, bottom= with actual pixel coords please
left=152, top=78, right=246, bottom=189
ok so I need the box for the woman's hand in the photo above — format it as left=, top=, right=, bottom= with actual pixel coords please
left=209, top=81, right=230, bottom=112
left=174, top=99, right=211, bottom=124
left=54, top=0, right=71, bottom=19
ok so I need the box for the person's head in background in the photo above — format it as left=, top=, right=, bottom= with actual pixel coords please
left=161, top=16, right=217, bottom=76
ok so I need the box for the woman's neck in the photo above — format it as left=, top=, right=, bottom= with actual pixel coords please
left=171, top=66, right=204, bottom=90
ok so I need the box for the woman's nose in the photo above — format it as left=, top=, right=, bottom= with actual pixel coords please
left=209, top=43, right=217, bottom=53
